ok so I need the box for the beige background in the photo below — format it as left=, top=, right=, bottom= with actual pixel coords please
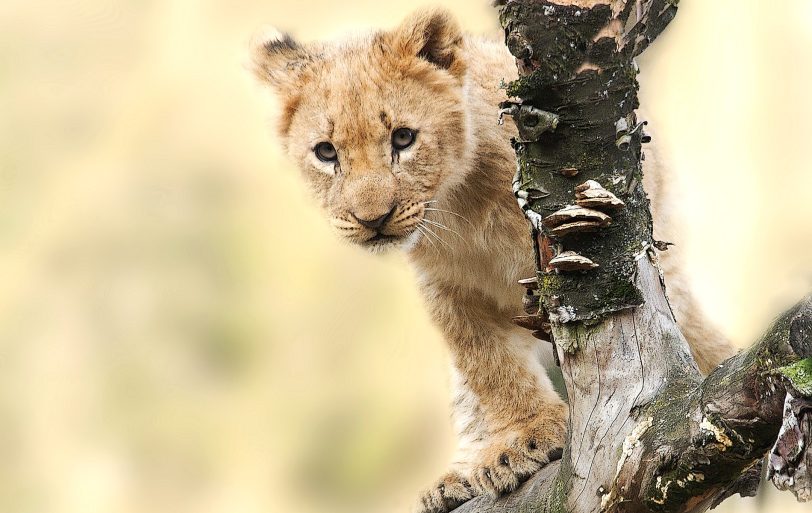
left=0, top=1, right=810, bottom=512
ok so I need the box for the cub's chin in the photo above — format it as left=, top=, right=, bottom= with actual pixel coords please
left=359, top=229, right=423, bottom=255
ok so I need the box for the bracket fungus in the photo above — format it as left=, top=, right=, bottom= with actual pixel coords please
left=518, top=276, right=540, bottom=290
left=512, top=313, right=547, bottom=332
left=549, top=250, right=600, bottom=272
left=543, top=204, right=611, bottom=237
left=575, top=180, right=626, bottom=210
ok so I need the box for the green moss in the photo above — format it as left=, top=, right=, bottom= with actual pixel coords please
left=779, top=357, right=812, bottom=396
left=506, top=71, right=552, bottom=100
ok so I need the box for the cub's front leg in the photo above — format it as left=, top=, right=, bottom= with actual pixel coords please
left=415, top=281, right=567, bottom=513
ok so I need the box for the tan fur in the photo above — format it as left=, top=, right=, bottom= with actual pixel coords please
left=250, top=8, right=736, bottom=512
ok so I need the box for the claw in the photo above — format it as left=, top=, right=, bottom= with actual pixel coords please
left=415, top=472, right=476, bottom=513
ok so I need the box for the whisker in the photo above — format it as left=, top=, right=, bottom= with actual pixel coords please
left=421, top=227, right=446, bottom=250
left=419, top=221, right=451, bottom=249
left=422, top=218, right=466, bottom=242
left=416, top=225, right=439, bottom=253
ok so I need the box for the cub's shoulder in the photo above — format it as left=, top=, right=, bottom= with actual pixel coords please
left=462, top=35, right=518, bottom=92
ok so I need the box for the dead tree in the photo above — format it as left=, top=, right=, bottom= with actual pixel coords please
left=455, top=1, right=812, bottom=511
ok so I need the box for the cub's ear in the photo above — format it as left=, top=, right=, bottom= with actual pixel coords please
left=389, top=8, right=466, bottom=79
left=249, top=28, right=315, bottom=93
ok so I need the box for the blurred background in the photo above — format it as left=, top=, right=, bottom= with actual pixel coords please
left=0, top=1, right=810, bottom=512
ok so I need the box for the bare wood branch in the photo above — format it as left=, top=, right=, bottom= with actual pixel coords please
left=454, top=291, right=812, bottom=512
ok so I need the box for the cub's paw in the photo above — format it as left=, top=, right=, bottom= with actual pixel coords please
left=415, top=471, right=475, bottom=513
left=469, top=409, right=567, bottom=497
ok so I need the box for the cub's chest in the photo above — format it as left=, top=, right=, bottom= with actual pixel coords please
left=414, top=235, right=534, bottom=316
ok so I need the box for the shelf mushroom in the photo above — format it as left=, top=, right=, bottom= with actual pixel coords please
left=542, top=205, right=611, bottom=237
left=575, top=180, right=626, bottom=210
left=549, top=251, right=600, bottom=272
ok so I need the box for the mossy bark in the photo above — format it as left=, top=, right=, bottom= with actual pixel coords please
left=501, top=0, right=652, bottom=322
left=633, top=299, right=812, bottom=511
left=452, top=1, right=812, bottom=512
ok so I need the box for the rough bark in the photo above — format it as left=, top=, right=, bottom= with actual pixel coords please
left=454, top=261, right=812, bottom=513
left=454, top=1, right=812, bottom=511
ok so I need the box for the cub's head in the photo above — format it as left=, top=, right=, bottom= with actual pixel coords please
left=251, top=9, right=468, bottom=252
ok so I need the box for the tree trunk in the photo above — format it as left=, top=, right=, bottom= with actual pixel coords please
left=454, top=1, right=812, bottom=511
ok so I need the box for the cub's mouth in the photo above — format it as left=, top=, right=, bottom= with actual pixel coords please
left=360, top=227, right=421, bottom=252
left=368, top=233, right=397, bottom=243
left=331, top=203, right=427, bottom=252
left=362, top=231, right=407, bottom=249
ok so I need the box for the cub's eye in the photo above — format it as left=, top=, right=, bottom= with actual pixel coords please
left=392, top=128, right=416, bottom=151
left=314, top=142, right=338, bottom=162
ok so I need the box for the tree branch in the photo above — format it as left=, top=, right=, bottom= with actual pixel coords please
left=454, top=287, right=812, bottom=513
left=453, top=1, right=812, bottom=511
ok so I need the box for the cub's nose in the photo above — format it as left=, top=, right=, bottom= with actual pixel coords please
left=352, top=206, right=395, bottom=230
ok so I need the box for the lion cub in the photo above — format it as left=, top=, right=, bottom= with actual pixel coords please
left=250, top=8, right=735, bottom=512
